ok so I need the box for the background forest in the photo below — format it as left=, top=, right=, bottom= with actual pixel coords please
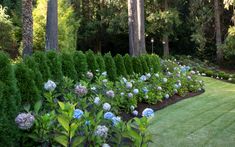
left=0, top=0, right=235, bottom=67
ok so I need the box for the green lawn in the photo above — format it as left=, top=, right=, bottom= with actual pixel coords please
left=149, top=77, right=235, bottom=147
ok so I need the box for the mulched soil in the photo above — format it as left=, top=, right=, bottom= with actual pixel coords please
left=121, top=90, right=205, bottom=121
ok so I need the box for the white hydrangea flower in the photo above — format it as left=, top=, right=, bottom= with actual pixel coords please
left=44, top=80, right=56, bottom=91
left=133, top=89, right=139, bottom=94
left=146, top=73, right=151, bottom=78
left=102, top=143, right=110, bottom=147
left=126, top=82, right=133, bottom=89
left=155, top=73, right=159, bottom=78
left=103, top=103, right=111, bottom=111
left=15, top=113, right=35, bottom=130
left=106, top=90, right=115, bottom=98
left=94, top=125, right=109, bottom=138
left=86, top=71, right=94, bottom=79
left=128, top=93, right=133, bottom=98
left=102, top=72, right=107, bottom=76
left=120, top=92, right=125, bottom=96
left=102, top=79, right=108, bottom=83
left=157, top=86, right=162, bottom=91
left=163, top=78, right=168, bottom=83
left=130, top=105, right=135, bottom=110
left=94, top=97, right=100, bottom=105
left=132, top=110, right=138, bottom=116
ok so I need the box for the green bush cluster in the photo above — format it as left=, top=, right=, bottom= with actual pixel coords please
left=61, top=53, right=77, bottom=81
left=96, top=53, right=106, bottom=72
left=46, top=51, right=63, bottom=82
left=132, top=57, right=143, bottom=74
left=15, top=63, right=40, bottom=105
left=0, top=51, right=20, bottom=146
left=123, top=54, right=134, bottom=75
left=104, top=53, right=117, bottom=81
left=86, top=50, right=98, bottom=74
left=114, top=54, right=127, bottom=77
left=73, top=51, right=88, bottom=80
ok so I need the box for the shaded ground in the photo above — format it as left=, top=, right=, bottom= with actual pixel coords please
left=148, top=77, right=235, bottom=147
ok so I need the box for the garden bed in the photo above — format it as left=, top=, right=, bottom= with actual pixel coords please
left=121, top=90, right=205, bottom=121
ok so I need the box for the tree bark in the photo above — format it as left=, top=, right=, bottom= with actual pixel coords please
left=46, top=0, right=58, bottom=51
left=128, top=0, right=139, bottom=56
left=22, top=0, right=33, bottom=57
left=137, top=0, right=146, bottom=55
left=163, top=0, right=170, bottom=57
left=163, top=35, right=169, bottom=57
left=214, top=0, right=223, bottom=63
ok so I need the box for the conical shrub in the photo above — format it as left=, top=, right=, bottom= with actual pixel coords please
left=123, top=54, right=134, bottom=75
left=114, top=54, right=127, bottom=77
left=140, top=56, right=149, bottom=73
left=132, top=57, right=143, bottom=74
left=86, top=50, right=98, bottom=74
left=104, top=53, right=117, bottom=81
left=96, top=53, right=106, bottom=72
left=61, top=53, right=77, bottom=81
left=74, top=51, right=88, bottom=80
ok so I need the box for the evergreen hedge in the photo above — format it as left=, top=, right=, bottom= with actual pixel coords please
left=151, top=54, right=161, bottom=73
left=104, top=53, right=117, bottom=81
left=0, top=51, right=20, bottom=146
left=132, top=57, right=143, bottom=74
left=86, top=50, right=98, bottom=74
left=46, top=51, right=63, bottom=82
left=96, top=53, right=106, bottom=72
left=140, top=56, right=149, bottom=73
left=61, top=53, right=77, bottom=81
left=114, top=54, right=127, bottom=77
left=24, top=56, right=43, bottom=90
left=33, top=51, right=51, bottom=82
left=15, top=63, right=40, bottom=105
left=123, top=54, right=134, bottom=75
left=74, top=51, right=88, bottom=80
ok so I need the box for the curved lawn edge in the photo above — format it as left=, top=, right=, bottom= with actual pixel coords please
left=148, top=77, right=235, bottom=147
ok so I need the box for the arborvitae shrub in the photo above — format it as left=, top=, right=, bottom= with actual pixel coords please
left=132, top=57, right=143, bottom=74
left=74, top=51, right=88, bottom=80
left=114, top=54, right=127, bottom=77
left=140, top=56, right=149, bottom=73
left=15, top=63, right=40, bottom=105
left=33, top=51, right=51, bottom=82
left=104, top=53, right=117, bottom=81
left=86, top=50, right=98, bottom=74
left=46, top=51, right=63, bottom=82
left=123, top=54, right=134, bottom=75
left=151, top=54, right=161, bottom=73
left=144, top=55, right=154, bottom=72
left=0, top=51, right=20, bottom=146
left=24, top=56, right=43, bottom=90
left=96, top=53, right=106, bottom=72
left=61, top=53, right=77, bottom=81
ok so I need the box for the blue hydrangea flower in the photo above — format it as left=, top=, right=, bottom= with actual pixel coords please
left=142, top=87, right=149, bottom=94
left=73, top=109, right=84, bottom=119
left=140, top=75, right=147, bottom=81
left=104, top=112, right=115, bottom=120
left=142, top=108, right=154, bottom=118
left=112, top=116, right=121, bottom=126
left=85, top=120, right=91, bottom=126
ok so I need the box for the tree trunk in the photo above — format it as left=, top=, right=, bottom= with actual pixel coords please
left=137, top=0, right=146, bottom=55
left=163, top=35, right=169, bottom=57
left=163, top=0, right=170, bottom=57
left=214, top=0, right=223, bottom=63
left=22, top=0, right=33, bottom=57
left=46, top=0, right=58, bottom=51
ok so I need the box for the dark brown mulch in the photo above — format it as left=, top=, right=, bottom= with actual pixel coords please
left=120, top=90, right=205, bottom=121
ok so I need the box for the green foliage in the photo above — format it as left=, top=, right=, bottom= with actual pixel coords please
left=123, top=54, right=134, bottom=75
left=143, top=55, right=154, bottom=72
left=15, top=63, right=40, bottom=105
left=61, top=53, right=77, bottom=81
left=33, top=0, right=79, bottom=52
left=86, top=50, right=98, bottom=74
left=140, top=56, right=149, bottom=74
left=73, top=51, right=88, bottom=80
left=132, top=57, right=143, bottom=74
left=114, top=54, right=127, bottom=77
left=223, top=27, right=235, bottom=59
left=33, top=51, right=51, bottom=82
left=24, top=56, right=43, bottom=90
left=0, top=51, right=20, bottom=146
left=104, top=53, right=117, bottom=81
left=151, top=54, right=161, bottom=73
left=46, top=51, right=63, bottom=82
left=0, top=5, right=17, bottom=56
left=96, top=53, right=106, bottom=72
